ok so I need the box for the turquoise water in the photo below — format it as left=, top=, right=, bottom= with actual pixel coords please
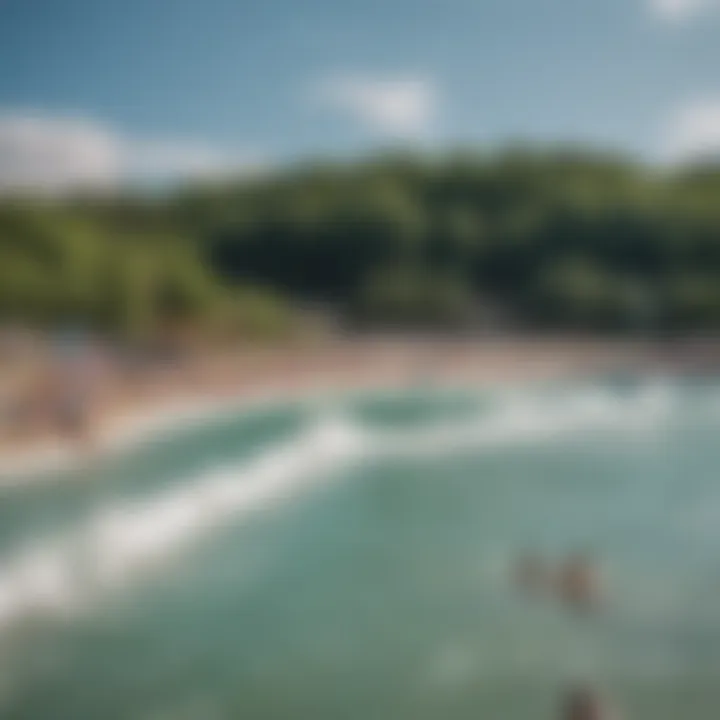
left=1, top=379, right=720, bottom=719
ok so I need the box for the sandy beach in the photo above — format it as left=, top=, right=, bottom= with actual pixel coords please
left=0, top=335, right=708, bottom=481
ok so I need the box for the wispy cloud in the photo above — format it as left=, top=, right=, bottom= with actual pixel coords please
left=661, top=98, right=720, bottom=161
left=0, top=111, right=264, bottom=195
left=314, top=75, right=437, bottom=139
left=0, top=114, right=120, bottom=194
left=648, top=0, right=720, bottom=23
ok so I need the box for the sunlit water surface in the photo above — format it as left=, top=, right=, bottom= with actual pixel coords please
left=1, top=377, right=720, bottom=719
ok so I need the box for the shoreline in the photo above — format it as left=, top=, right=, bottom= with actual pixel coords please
left=0, top=337, right=707, bottom=482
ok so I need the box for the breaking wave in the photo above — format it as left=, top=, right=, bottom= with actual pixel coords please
left=0, top=380, right=693, bottom=633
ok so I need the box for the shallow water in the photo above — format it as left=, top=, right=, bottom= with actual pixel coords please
left=1, top=379, right=720, bottom=719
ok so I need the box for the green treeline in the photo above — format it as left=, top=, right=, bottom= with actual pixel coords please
left=3, top=148, right=720, bottom=338
left=0, top=204, right=291, bottom=342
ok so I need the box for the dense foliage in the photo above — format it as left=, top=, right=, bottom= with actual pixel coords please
left=3, top=148, right=720, bottom=338
left=0, top=204, right=291, bottom=342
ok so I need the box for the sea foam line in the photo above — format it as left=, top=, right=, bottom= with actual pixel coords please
left=377, top=381, right=676, bottom=458
left=0, top=415, right=366, bottom=632
left=0, top=382, right=683, bottom=633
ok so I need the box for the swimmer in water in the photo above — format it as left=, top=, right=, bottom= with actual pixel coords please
left=562, top=686, right=620, bottom=720
left=558, top=553, right=602, bottom=610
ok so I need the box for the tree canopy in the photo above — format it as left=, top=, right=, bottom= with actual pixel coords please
left=3, top=147, right=720, bottom=337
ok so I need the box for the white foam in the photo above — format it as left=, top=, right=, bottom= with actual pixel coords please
left=376, top=382, right=676, bottom=458
left=0, top=382, right=686, bottom=634
left=0, top=415, right=366, bottom=632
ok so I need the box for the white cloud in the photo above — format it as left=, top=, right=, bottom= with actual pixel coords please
left=648, top=0, right=720, bottom=22
left=661, top=98, right=720, bottom=161
left=0, top=114, right=121, bottom=194
left=315, top=75, right=436, bottom=139
left=0, top=111, right=263, bottom=195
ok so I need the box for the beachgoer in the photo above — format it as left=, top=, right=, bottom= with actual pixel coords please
left=57, top=386, right=88, bottom=440
left=52, top=341, right=106, bottom=449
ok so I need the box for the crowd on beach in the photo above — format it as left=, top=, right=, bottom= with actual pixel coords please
left=0, top=333, right=167, bottom=450
left=0, top=332, right=640, bottom=460
left=0, top=332, right=427, bottom=455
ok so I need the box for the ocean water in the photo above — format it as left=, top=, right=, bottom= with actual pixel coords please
left=1, top=378, right=720, bottom=719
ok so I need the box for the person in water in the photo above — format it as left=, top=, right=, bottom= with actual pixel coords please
left=562, top=685, right=620, bottom=720
left=557, top=553, right=602, bottom=610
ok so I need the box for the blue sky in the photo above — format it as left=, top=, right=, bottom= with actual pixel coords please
left=1, top=0, right=720, bottom=191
